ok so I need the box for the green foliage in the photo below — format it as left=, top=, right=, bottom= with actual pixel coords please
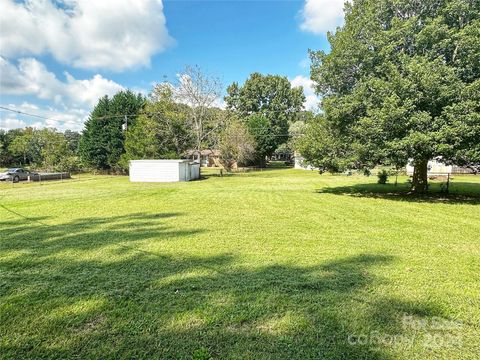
left=225, top=73, right=305, bottom=165
left=296, top=116, right=353, bottom=173
left=245, top=114, right=276, bottom=167
left=120, top=86, right=192, bottom=170
left=37, top=129, right=71, bottom=172
left=377, top=169, right=389, bottom=184
left=2, top=127, right=79, bottom=172
left=192, top=347, right=211, bottom=360
left=7, top=127, right=40, bottom=165
left=79, top=90, right=146, bottom=172
left=64, top=130, right=81, bottom=154
left=306, top=0, right=480, bottom=192
left=218, top=117, right=255, bottom=170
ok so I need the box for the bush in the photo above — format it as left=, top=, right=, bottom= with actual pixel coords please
left=377, top=169, right=389, bottom=184
left=56, top=156, right=82, bottom=173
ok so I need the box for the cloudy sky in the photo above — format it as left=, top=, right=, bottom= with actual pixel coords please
left=0, top=0, right=345, bottom=131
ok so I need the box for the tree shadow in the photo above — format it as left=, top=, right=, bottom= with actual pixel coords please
left=1, top=213, right=453, bottom=360
left=316, top=182, right=480, bottom=205
left=0, top=211, right=202, bottom=256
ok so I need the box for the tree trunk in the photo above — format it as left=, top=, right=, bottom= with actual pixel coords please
left=411, top=159, right=429, bottom=193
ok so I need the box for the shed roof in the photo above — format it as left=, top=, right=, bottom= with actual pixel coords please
left=130, top=159, right=190, bottom=163
left=185, top=149, right=220, bottom=156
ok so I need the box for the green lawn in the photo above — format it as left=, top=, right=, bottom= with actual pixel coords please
left=1, top=169, right=479, bottom=359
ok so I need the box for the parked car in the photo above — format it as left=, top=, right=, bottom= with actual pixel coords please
left=0, top=168, right=38, bottom=182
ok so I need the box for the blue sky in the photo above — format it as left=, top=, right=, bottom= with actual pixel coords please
left=0, top=0, right=344, bottom=131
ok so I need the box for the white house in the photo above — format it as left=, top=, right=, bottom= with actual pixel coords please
left=294, top=153, right=318, bottom=170
left=129, top=160, right=200, bottom=182
left=406, top=159, right=472, bottom=175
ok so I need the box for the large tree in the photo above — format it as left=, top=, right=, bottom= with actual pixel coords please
left=218, top=116, right=256, bottom=171
left=120, top=84, right=192, bottom=168
left=225, top=73, right=305, bottom=166
left=64, top=130, right=81, bottom=154
left=8, top=127, right=37, bottom=165
left=79, top=90, right=145, bottom=171
left=173, top=66, right=223, bottom=163
left=307, top=0, right=480, bottom=192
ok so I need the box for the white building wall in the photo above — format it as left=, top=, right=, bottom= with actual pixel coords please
left=129, top=160, right=200, bottom=182
left=130, top=160, right=181, bottom=182
left=294, top=155, right=318, bottom=170
left=189, top=163, right=200, bottom=180
left=406, top=159, right=453, bottom=175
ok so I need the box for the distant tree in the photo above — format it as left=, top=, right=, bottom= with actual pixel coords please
left=219, top=117, right=256, bottom=171
left=1, top=129, right=25, bottom=165
left=78, top=96, right=111, bottom=170
left=286, top=112, right=313, bottom=153
left=244, top=114, right=277, bottom=167
left=307, top=0, right=480, bottom=192
left=173, top=66, right=223, bottom=163
left=5, top=127, right=79, bottom=171
left=8, top=128, right=34, bottom=165
left=0, top=130, right=6, bottom=165
left=79, top=90, right=146, bottom=171
left=120, top=85, right=192, bottom=168
left=37, top=129, right=72, bottom=172
left=225, top=73, right=305, bottom=166
left=295, top=116, right=348, bottom=173
left=64, top=130, right=81, bottom=154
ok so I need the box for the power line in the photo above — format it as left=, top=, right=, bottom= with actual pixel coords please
left=0, top=106, right=305, bottom=136
left=0, top=106, right=52, bottom=121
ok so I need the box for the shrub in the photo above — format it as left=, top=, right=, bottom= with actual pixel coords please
left=377, top=169, right=389, bottom=184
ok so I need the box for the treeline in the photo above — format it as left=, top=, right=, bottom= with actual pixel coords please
left=0, top=127, right=81, bottom=172
left=1, top=68, right=314, bottom=173
left=79, top=69, right=311, bottom=172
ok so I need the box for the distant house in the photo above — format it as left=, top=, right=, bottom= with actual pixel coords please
left=293, top=152, right=318, bottom=170
left=406, top=159, right=473, bottom=175
left=186, top=149, right=220, bottom=167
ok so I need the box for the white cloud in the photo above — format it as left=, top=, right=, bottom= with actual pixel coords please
left=290, top=75, right=319, bottom=111
left=0, top=117, right=27, bottom=130
left=300, top=0, right=346, bottom=34
left=1, top=57, right=124, bottom=107
left=0, top=103, right=89, bottom=132
left=64, top=73, right=125, bottom=107
left=0, top=58, right=125, bottom=131
left=0, top=0, right=172, bottom=71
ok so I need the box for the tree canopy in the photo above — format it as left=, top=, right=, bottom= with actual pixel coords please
left=120, top=85, right=192, bottom=168
left=225, top=73, right=305, bottom=166
left=1, top=127, right=79, bottom=172
left=79, top=90, right=146, bottom=172
left=305, top=0, right=480, bottom=192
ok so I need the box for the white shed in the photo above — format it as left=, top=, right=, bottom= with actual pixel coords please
left=129, top=160, right=200, bottom=182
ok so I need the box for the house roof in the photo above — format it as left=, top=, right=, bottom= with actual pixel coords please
left=185, top=149, right=220, bottom=156
left=130, top=159, right=190, bottom=163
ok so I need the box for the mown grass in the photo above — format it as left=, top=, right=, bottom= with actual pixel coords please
left=1, top=169, right=479, bottom=359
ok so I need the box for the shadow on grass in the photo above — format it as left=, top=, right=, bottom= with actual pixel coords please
left=0, top=212, right=450, bottom=359
left=317, top=182, right=480, bottom=205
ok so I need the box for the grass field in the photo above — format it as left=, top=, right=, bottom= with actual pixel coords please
left=1, top=168, right=479, bottom=359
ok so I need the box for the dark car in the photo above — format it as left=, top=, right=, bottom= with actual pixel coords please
left=0, top=168, right=37, bottom=182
